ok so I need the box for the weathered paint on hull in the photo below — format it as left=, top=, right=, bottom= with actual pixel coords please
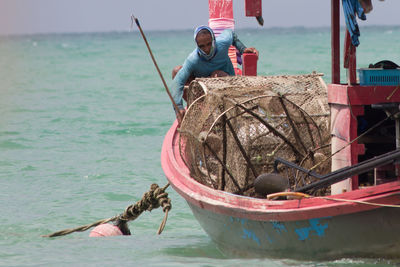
left=162, top=122, right=400, bottom=259
left=188, top=202, right=400, bottom=259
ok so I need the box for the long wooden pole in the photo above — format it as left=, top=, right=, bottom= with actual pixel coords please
left=131, top=14, right=183, bottom=121
left=331, top=0, right=340, bottom=84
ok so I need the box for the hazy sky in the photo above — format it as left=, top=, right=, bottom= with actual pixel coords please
left=0, top=0, right=399, bottom=35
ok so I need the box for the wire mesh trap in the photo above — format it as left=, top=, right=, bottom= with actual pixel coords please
left=179, top=74, right=331, bottom=197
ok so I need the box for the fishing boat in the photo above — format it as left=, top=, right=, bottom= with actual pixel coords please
left=161, top=0, right=400, bottom=259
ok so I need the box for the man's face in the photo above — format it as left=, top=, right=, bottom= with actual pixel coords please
left=196, top=33, right=213, bottom=55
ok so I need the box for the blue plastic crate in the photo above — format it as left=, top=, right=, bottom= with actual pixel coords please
left=358, top=68, right=400, bottom=86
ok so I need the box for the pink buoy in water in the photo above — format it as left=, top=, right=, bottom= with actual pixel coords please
left=89, top=223, right=123, bottom=237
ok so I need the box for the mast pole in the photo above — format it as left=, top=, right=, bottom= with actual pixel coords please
left=331, top=0, right=341, bottom=84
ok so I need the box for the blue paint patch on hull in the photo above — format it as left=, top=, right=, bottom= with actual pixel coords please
left=242, top=228, right=261, bottom=246
left=271, top=221, right=287, bottom=234
left=295, top=217, right=331, bottom=241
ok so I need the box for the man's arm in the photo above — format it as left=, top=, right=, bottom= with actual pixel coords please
left=171, top=60, right=193, bottom=110
left=232, top=31, right=259, bottom=57
left=232, top=32, right=246, bottom=54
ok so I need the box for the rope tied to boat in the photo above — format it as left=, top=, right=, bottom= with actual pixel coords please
left=267, top=191, right=400, bottom=208
left=118, top=183, right=171, bottom=234
left=43, top=183, right=171, bottom=238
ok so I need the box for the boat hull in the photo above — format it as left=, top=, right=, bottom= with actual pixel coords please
left=162, top=122, right=400, bottom=259
left=188, top=202, right=400, bottom=259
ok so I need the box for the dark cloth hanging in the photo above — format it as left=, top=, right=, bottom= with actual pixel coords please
left=342, top=0, right=367, bottom=47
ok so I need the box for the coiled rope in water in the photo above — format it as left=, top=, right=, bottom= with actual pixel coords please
left=43, top=183, right=171, bottom=238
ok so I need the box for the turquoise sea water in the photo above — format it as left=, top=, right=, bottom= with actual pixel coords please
left=1, top=27, right=400, bottom=266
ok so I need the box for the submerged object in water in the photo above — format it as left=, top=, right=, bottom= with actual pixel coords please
left=89, top=223, right=123, bottom=237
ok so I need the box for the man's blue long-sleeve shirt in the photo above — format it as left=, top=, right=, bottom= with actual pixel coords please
left=171, top=29, right=246, bottom=110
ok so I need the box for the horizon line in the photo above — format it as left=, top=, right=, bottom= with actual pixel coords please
left=1, top=24, right=399, bottom=38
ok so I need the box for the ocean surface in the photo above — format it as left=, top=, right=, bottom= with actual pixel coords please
left=1, top=26, right=400, bottom=267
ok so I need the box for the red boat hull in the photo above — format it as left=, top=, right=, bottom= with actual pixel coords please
left=161, top=122, right=400, bottom=259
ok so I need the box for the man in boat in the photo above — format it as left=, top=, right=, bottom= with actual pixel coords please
left=171, top=25, right=258, bottom=124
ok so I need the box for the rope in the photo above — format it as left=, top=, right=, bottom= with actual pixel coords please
left=309, top=111, right=398, bottom=172
left=267, top=191, right=400, bottom=208
left=318, top=195, right=400, bottom=208
left=386, top=85, right=400, bottom=101
left=43, top=183, right=171, bottom=238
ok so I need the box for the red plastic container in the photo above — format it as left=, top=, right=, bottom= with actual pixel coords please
left=242, top=53, right=258, bottom=76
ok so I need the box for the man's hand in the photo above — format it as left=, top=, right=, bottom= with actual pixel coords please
left=210, top=70, right=229, bottom=78
left=176, top=109, right=186, bottom=126
left=243, top=47, right=259, bottom=58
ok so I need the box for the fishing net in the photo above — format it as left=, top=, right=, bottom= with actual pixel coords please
left=179, top=74, right=331, bottom=197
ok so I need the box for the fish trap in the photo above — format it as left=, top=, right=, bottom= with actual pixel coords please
left=179, top=74, right=331, bottom=197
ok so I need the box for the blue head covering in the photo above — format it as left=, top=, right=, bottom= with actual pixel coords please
left=194, top=25, right=217, bottom=61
